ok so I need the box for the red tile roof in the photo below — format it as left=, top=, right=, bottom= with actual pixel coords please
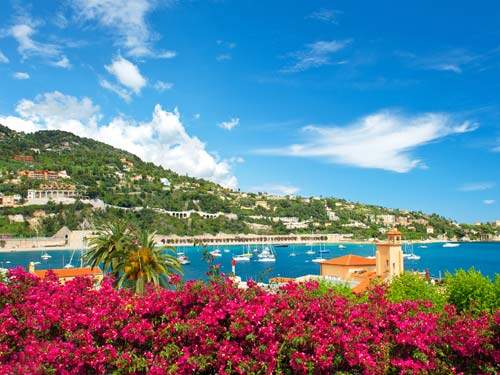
left=33, top=267, right=103, bottom=279
left=352, top=271, right=378, bottom=294
left=320, top=254, right=376, bottom=267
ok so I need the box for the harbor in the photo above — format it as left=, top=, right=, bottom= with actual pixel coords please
left=1, top=240, right=498, bottom=282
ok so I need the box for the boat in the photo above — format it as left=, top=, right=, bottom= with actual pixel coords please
left=311, top=256, right=325, bottom=263
left=289, top=252, right=296, bottom=257
left=257, top=246, right=276, bottom=262
left=443, top=243, right=460, bottom=248
left=318, top=243, right=329, bottom=253
left=63, top=250, right=76, bottom=269
left=406, top=253, right=421, bottom=260
left=41, top=251, right=52, bottom=260
left=338, top=244, right=346, bottom=249
left=209, top=249, right=222, bottom=257
left=223, top=248, right=230, bottom=253
left=305, top=242, right=315, bottom=255
left=275, top=244, right=288, bottom=248
left=419, top=245, right=428, bottom=249
left=178, top=254, right=191, bottom=265
left=233, top=254, right=251, bottom=262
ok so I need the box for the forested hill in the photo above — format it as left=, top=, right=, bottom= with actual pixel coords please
left=0, top=125, right=498, bottom=240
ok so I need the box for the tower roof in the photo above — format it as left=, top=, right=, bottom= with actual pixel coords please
left=387, top=228, right=401, bottom=235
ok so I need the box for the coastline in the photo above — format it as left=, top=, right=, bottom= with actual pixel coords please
left=1, top=238, right=498, bottom=253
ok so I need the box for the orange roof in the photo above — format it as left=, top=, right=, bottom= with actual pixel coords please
left=387, top=228, right=401, bottom=235
left=352, top=271, right=378, bottom=294
left=33, top=267, right=103, bottom=279
left=320, top=254, right=376, bottom=267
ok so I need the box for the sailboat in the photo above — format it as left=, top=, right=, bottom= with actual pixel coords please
left=403, top=243, right=420, bottom=260
left=176, top=249, right=190, bottom=264
left=257, top=246, right=276, bottom=262
left=318, top=243, right=329, bottom=253
left=41, top=250, right=52, bottom=260
left=305, top=241, right=315, bottom=255
left=338, top=244, right=346, bottom=249
left=233, top=246, right=252, bottom=262
left=64, top=250, right=76, bottom=269
left=443, top=242, right=459, bottom=248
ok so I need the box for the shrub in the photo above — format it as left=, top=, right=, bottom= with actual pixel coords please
left=0, top=269, right=498, bottom=374
left=388, top=272, right=448, bottom=311
left=445, top=268, right=499, bottom=315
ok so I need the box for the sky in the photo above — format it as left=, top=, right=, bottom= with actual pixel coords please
left=0, top=0, right=499, bottom=223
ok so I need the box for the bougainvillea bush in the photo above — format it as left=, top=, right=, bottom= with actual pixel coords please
left=0, top=269, right=498, bottom=374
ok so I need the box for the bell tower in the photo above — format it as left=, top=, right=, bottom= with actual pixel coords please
left=376, top=228, right=404, bottom=281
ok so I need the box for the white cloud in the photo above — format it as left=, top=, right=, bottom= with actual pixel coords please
left=399, top=49, right=478, bottom=74
left=157, top=50, right=177, bottom=59
left=0, top=92, right=238, bottom=188
left=105, top=56, right=146, bottom=94
left=193, top=113, right=201, bottom=120
left=71, top=0, right=175, bottom=58
left=9, top=20, right=70, bottom=68
left=99, top=79, right=132, bottom=102
left=154, top=80, right=174, bottom=92
left=483, top=199, right=495, bottom=205
left=282, top=39, right=351, bottom=73
left=307, top=9, right=341, bottom=24
left=52, top=55, right=71, bottom=69
left=0, top=50, right=9, bottom=63
left=256, top=111, right=478, bottom=173
left=216, top=54, right=232, bottom=61
left=250, top=184, right=300, bottom=196
left=218, top=117, right=239, bottom=131
left=459, top=182, right=495, bottom=192
left=13, top=72, right=30, bottom=80
left=228, top=156, right=245, bottom=164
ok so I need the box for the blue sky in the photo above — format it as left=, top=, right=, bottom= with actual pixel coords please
left=0, top=0, right=499, bottom=223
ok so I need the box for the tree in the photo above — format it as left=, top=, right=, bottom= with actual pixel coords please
left=116, top=229, right=181, bottom=294
left=85, top=220, right=181, bottom=294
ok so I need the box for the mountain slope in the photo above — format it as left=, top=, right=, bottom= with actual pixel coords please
left=0, top=125, right=498, bottom=240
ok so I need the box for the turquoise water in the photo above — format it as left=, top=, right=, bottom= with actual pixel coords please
left=1, top=242, right=498, bottom=282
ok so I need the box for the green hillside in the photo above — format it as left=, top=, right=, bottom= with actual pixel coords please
left=0, top=125, right=498, bottom=240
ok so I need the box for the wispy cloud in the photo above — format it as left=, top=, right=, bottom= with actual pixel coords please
left=483, top=199, right=495, bottom=205
left=0, top=50, right=9, bottom=63
left=215, top=40, right=236, bottom=62
left=71, top=0, right=175, bottom=58
left=13, top=72, right=30, bottom=80
left=99, top=79, right=131, bottom=102
left=256, top=111, right=478, bottom=172
left=216, top=54, right=232, bottom=61
left=153, top=80, right=174, bottom=92
left=396, top=48, right=484, bottom=74
left=459, top=182, right=495, bottom=192
left=218, top=117, right=239, bottom=131
left=281, top=39, right=351, bottom=73
left=307, top=9, right=342, bottom=24
left=250, top=184, right=300, bottom=196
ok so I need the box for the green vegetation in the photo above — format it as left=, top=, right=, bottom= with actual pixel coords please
left=388, top=270, right=500, bottom=315
left=1, top=125, right=499, bottom=240
left=444, top=268, right=499, bottom=315
left=85, top=221, right=181, bottom=294
left=388, top=273, right=448, bottom=311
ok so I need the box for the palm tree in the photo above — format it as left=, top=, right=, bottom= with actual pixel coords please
left=84, top=220, right=133, bottom=279
left=116, top=230, right=181, bottom=294
left=86, top=221, right=181, bottom=294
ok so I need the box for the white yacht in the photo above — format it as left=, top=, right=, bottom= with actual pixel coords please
left=178, top=254, right=191, bottom=265
left=311, top=257, right=324, bottom=263
left=257, top=246, right=276, bottom=262
left=209, top=249, right=222, bottom=257
left=443, top=243, right=460, bottom=248
left=338, top=244, right=346, bottom=249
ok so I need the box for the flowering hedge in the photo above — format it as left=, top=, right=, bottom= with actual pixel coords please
left=0, top=269, right=498, bottom=374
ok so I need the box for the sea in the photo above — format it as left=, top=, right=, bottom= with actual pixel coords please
left=1, top=242, right=499, bottom=282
